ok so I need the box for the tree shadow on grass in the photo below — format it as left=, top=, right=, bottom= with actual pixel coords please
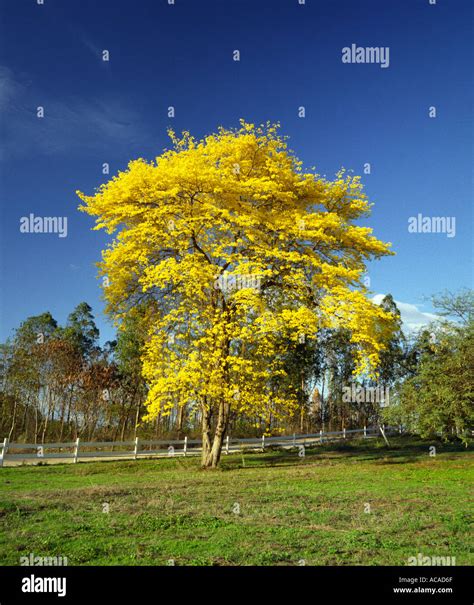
left=219, top=436, right=471, bottom=472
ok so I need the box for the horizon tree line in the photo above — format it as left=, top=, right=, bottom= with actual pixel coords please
left=1, top=291, right=471, bottom=445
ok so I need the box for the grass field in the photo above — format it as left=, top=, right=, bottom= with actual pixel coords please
left=0, top=436, right=472, bottom=566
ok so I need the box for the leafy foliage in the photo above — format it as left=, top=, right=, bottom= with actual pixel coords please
left=383, top=292, right=474, bottom=444
left=77, top=121, right=394, bottom=465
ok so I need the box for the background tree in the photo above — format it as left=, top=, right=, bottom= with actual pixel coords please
left=383, top=290, right=473, bottom=443
left=3, top=313, right=58, bottom=442
left=113, top=307, right=149, bottom=440
left=63, top=302, right=100, bottom=360
left=377, top=294, right=405, bottom=387
left=430, top=289, right=473, bottom=324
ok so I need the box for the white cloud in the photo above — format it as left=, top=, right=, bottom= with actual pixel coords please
left=372, top=294, right=439, bottom=332
left=0, top=66, right=152, bottom=159
left=81, top=36, right=102, bottom=59
left=0, top=66, right=22, bottom=110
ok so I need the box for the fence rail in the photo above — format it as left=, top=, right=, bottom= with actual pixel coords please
left=0, top=426, right=389, bottom=467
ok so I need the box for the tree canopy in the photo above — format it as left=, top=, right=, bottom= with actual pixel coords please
left=383, top=291, right=474, bottom=444
left=77, top=121, right=395, bottom=466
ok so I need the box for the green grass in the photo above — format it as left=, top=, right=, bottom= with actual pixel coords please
left=0, top=436, right=472, bottom=566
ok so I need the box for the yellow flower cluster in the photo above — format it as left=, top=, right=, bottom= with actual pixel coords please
left=77, top=120, right=395, bottom=422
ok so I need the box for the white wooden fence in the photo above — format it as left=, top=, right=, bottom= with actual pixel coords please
left=0, top=426, right=387, bottom=467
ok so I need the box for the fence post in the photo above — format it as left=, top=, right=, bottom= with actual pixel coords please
left=74, top=438, right=80, bottom=463
left=293, top=433, right=296, bottom=447
left=261, top=435, right=265, bottom=451
left=363, top=425, right=367, bottom=438
left=0, top=438, right=8, bottom=468
left=343, top=428, right=346, bottom=439
left=134, top=437, right=139, bottom=460
left=320, top=429, right=323, bottom=443
left=379, top=424, right=390, bottom=446
left=183, top=436, right=187, bottom=457
left=225, top=435, right=229, bottom=455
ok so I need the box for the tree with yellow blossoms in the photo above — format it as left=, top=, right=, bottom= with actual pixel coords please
left=77, top=121, right=395, bottom=467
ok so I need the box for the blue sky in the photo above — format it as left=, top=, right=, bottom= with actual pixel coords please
left=1, top=0, right=472, bottom=343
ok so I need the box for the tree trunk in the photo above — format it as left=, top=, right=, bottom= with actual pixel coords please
left=59, top=401, right=65, bottom=442
left=20, top=404, right=28, bottom=439
left=201, top=404, right=213, bottom=467
left=176, top=404, right=185, bottom=437
left=41, top=393, right=53, bottom=444
left=320, top=371, right=326, bottom=432
left=34, top=404, right=39, bottom=444
left=8, top=398, right=18, bottom=441
left=201, top=400, right=229, bottom=468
